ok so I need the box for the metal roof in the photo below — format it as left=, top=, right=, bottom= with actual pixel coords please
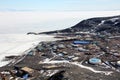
left=73, top=40, right=90, bottom=44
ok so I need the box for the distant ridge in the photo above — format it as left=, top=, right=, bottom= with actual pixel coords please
left=38, top=15, right=120, bottom=34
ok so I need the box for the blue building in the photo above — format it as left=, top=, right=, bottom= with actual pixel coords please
left=73, top=40, right=90, bottom=45
left=89, top=58, right=101, bottom=65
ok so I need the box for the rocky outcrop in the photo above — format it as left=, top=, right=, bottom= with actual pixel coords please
left=39, top=15, right=120, bottom=34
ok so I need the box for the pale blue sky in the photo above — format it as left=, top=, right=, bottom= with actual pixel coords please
left=0, top=0, right=120, bottom=11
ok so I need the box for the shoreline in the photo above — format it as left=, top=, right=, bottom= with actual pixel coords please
left=0, top=34, right=56, bottom=67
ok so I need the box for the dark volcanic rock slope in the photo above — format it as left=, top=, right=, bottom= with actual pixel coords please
left=71, top=15, right=120, bottom=33
left=39, top=15, right=120, bottom=34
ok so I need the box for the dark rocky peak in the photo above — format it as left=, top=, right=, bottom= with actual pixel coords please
left=70, top=15, right=120, bottom=34
left=39, top=15, right=120, bottom=35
